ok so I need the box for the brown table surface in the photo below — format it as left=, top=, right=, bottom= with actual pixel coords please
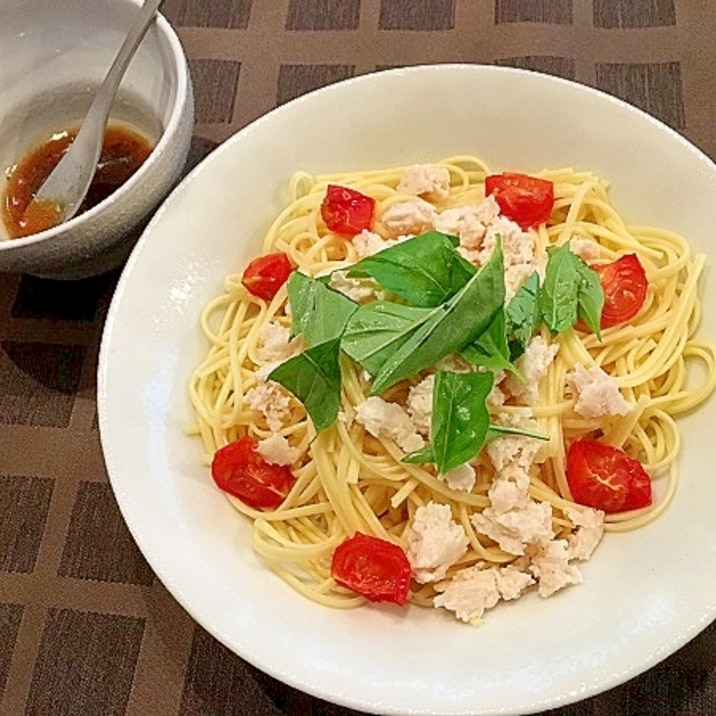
left=2, top=1, right=716, bottom=714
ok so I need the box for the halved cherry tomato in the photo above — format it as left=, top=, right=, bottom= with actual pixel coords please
left=566, top=439, right=652, bottom=514
left=241, top=252, right=293, bottom=301
left=331, top=532, right=411, bottom=605
left=211, top=436, right=296, bottom=510
left=594, top=254, right=648, bottom=328
left=320, top=184, right=376, bottom=236
left=484, top=172, right=555, bottom=229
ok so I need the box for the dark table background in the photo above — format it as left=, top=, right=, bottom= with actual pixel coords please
left=2, top=1, right=716, bottom=714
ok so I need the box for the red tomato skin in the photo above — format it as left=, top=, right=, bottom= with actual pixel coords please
left=566, top=439, right=652, bottom=514
left=241, top=252, right=293, bottom=301
left=595, top=254, right=648, bottom=328
left=211, top=436, right=296, bottom=510
left=320, top=184, right=376, bottom=236
left=484, top=172, right=555, bottom=229
left=331, top=532, right=411, bottom=605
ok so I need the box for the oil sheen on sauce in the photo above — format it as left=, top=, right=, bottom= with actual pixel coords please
left=1, top=123, right=154, bottom=238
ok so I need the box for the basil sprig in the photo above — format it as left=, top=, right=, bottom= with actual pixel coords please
left=409, top=371, right=494, bottom=474
left=268, top=273, right=358, bottom=430
left=404, top=371, right=549, bottom=474
left=539, top=243, right=603, bottom=339
left=343, top=240, right=505, bottom=394
left=268, top=231, right=602, bottom=467
left=500, top=245, right=605, bottom=360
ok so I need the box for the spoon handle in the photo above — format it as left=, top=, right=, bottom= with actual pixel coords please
left=35, top=0, right=165, bottom=218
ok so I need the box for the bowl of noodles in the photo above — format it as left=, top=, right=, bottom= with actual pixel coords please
left=98, top=64, right=716, bottom=715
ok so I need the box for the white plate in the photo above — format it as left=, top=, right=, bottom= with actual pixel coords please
left=98, top=65, right=716, bottom=715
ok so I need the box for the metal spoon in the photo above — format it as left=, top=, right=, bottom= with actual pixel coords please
left=29, top=0, right=165, bottom=225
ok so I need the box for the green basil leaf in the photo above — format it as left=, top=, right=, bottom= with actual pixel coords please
left=287, top=271, right=358, bottom=345
left=575, top=260, right=604, bottom=340
left=539, top=243, right=604, bottom=339
left=506, top=271, right=541, bottom=360
left=346, top=231, right=476, bottom=307
left=368, top=240, right=506, bottom=394
left=461, top=308, right=516, bottom=373
left=268, top=337, right=342, bottom=432
left=341, top=301, right=435, bottom=378
left=539, top=243, right=582, bottom=333
left=431, top=371, right=494, bottom=474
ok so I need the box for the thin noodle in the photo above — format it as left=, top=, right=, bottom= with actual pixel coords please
left=189, top=157, right=716, bottom=612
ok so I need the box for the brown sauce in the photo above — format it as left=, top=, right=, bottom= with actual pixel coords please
left=1, top=123, right=154, bottom=238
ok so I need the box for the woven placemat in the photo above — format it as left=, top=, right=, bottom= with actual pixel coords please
left=2, top=2, right=715, bottom=714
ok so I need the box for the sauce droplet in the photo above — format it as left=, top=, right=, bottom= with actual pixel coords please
left=1, top=123, right=154, bottom=238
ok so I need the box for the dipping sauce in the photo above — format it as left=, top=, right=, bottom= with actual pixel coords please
left=1, top=123, right=154, bottom=238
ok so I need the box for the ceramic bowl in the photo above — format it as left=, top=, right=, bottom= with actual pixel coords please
left=98, top=64, right=716, bottom=715
left=0, top=0, right=193, bottom=279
